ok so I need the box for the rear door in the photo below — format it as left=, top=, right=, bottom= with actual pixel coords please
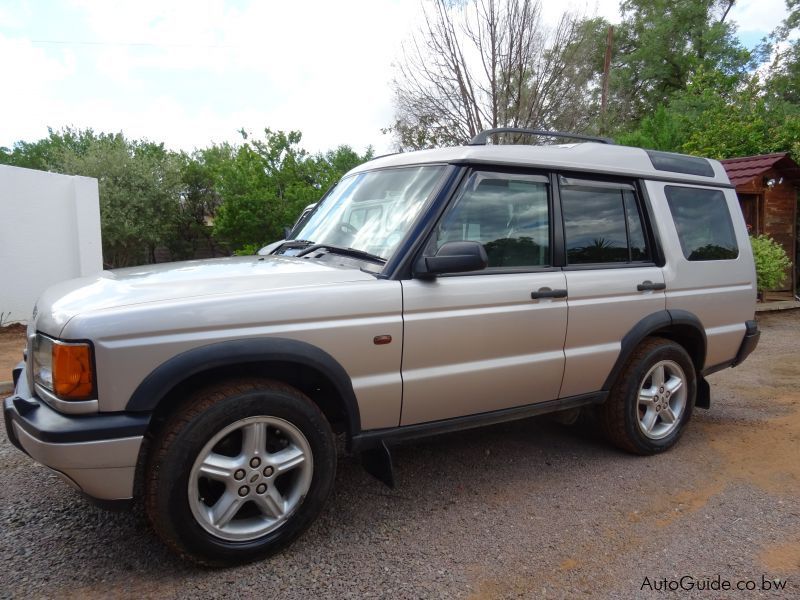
left=557, top=175, right=666, bottom=398
left=655, top=183, right=754, bottom=369
left=400, top=169, right=568, bottom=425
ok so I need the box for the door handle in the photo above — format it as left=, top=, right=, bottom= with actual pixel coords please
left=531, top=288, right=568, bottom=299
left=637, top=281, right=666, bottom=291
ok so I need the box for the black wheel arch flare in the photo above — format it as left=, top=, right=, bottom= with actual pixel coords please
left=602, top=309, right=707, bottom=392
left=125, top=338, right=362, bottom=440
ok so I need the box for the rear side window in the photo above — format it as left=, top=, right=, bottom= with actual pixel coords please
left=561, top=178, right=652, bottom=265
left=665, top=186, right=738, bottom=261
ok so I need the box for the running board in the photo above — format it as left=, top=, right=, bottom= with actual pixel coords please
left=351, top=392, right=607, bottom=454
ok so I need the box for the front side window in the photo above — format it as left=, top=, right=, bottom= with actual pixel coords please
left=561, top=178, right=652, bottom=265
left=665, top=186, right=738, bottom=261
left=292, top=165, right=446, bottom=262
left=428, top=172, right=550, bottom=268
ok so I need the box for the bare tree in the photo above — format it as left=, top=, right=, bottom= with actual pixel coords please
left=388, top=0, right=602, bottom=150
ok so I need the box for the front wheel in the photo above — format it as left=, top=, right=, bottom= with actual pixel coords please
left=600, top=337, right=696, bottom=455
left=145, top=379, right=336, bottom=566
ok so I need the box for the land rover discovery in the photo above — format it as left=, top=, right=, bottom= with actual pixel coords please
left=4, top=128, right=760, bottom=565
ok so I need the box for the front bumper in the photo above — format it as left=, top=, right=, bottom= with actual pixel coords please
left=4, top=364, right=150, bottom=501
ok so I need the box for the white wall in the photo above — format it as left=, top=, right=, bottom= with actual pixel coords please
left=0, top=165, right=102, bottom=324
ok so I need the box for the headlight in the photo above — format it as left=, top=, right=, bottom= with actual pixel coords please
left=32, top=335, right=54, bottom=390
left=32, top=334, right=95, bottom=400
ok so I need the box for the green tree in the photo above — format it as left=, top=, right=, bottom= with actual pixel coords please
left=212, top=129, right=312, bottom=253
left=308, top=145, right=374, bottom=193
left=608, top=0, right=751, bottom=129
left=617, top=69, right=800, bottom=161
left=0, top=127, right=99, bottom=171
left=0, top=128, right=188, bottom=267
left=55, top=134, right=185, bottom=267
left=212, top=130, right=372, bottom=254
left=2, top=127, right=373, bottom=262
left=170, top=144, right=236, bottom=260
left=616, top=104, right=685, bottom=151
left=763, top=0, right=800, bottom=104
left=681, top=85, right=800, bottom=160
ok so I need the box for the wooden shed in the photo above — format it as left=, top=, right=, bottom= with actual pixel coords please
left=720, top=153, right=799, bottom=295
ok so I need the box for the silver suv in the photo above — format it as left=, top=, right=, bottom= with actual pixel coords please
left=4, top=129, right=760, bottom=565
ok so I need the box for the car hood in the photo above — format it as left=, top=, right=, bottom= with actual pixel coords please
left=34, top=255, right=375, bottom=336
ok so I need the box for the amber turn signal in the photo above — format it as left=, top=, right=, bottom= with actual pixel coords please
left=52, top=343, right=94, bottom=400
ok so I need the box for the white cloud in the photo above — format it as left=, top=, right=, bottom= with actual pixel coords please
left=541, top=0, right=620, bottom=24
left=0, top=0, right=792, bottom=156
left=0, top=34, right=77, bottom=144
left=0, top=1, right=32, bottom=30
left=49, top=0, right=419, bottom=153
left=729, top=0, right=788, bottom=34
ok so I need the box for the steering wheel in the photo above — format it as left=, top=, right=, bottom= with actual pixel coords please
left=340, top=221, right=358, bottom=234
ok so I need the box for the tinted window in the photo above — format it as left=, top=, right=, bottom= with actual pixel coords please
left=561, top=180, right=651, bottom=264
left=665, top=186, right=738, bottom=261
left=626, top=194, right=648, bottom=260
left=433, top=173, right=550, bottom=268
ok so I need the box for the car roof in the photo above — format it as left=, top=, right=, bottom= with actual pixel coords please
left=347, top=143, right=731, bottom=187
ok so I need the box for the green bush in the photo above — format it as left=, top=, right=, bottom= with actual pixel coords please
left=750, top=234, right=791, bottom=293
left=234, top=243, right=261, bottom=256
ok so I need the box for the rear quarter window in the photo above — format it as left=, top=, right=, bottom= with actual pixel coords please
left=665, top=186, right=738, bottom=261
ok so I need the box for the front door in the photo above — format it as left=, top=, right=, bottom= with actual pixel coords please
left=400, top=170, right=568, bottom=425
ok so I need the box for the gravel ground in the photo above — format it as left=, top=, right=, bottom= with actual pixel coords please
left=1, top=311, right=798, bottom=599
left=0, top=324, right=26, bottom=383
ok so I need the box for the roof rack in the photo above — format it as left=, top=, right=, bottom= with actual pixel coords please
left=468, top=127, right=614, bottom=146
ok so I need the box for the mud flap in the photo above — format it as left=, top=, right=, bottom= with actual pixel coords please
left=360, top=440, right=395, bottom=488
left=696, top=376, right=711, bottom=409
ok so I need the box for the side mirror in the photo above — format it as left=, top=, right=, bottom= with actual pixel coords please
left=283, top=226, right=292, bottom=240
left=414, top=241, right=488, bottom=278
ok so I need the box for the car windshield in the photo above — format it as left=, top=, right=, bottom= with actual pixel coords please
left=290, top=165, right=446, bottom=262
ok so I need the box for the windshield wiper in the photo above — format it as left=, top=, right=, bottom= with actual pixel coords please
left=296, top=243, right=386, bottom=265
left=274, top=239, right=315, bottom=253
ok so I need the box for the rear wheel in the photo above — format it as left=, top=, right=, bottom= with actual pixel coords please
left=145, top=378, right=336, bottom=566
left=600, top=337, right=696, bottom=455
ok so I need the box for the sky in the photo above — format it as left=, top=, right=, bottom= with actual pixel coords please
left=0, top=0, right=791, bottom=156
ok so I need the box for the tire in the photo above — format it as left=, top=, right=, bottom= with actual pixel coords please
left=600, top=337, right=696, bottom=455
left=145, top=378, right=336, bottom=566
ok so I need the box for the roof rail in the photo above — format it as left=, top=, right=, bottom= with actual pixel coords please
left=468, top=128, right=614, bottom=146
